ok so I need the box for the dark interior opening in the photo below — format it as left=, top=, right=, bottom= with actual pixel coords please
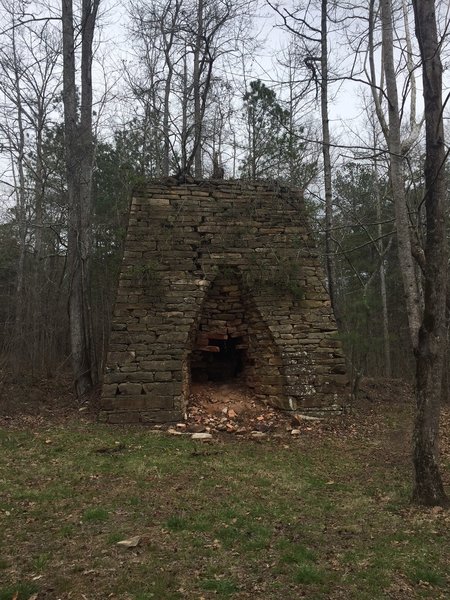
left=191, top=336, right=246, bottom=382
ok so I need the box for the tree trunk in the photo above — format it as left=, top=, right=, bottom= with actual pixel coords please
left=161, top=0, right=182, bottom=176
left=250, top=105, right=256, bottom=178
left=379, top=249, right=391, bottom=376
left=181, top=46, right=189, bottom=173
left=10, top=21, right=28, bottom=359
left=411, top=0, right=448, bottom=507
left=321, top=0, right=340, bottom=327
left=193, top=0, right=203, bottom=178
left=163, top=60, right=173, bottom=176
left=380, top=0, right=422, bottom=352
left=62, top=0, right=99, bottom=397
left=373, top=149, right=391, bottom=376
left=32, top=116, right=45, bottom=373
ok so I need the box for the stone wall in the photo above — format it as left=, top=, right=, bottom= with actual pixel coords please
left=100, top=180, right=348, bottom=423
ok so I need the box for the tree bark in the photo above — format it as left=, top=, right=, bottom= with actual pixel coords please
left=161, top=0, right=182, bottom=177
left=193, top=0, right=204, bottom=178
left=10, top=18, right=28, bottom=356
left=321, top=0, right=340, bottom=327
left=62, top=0, right=99, bottom=397
left=32, top=111, right=45, bottom=372
left=374, top=156, right=391, bottom=377
left=379, top=0, right=422, bottom=353
left=181, top=44, right=189, bottom=172
left=162, top=49, right=174, bottom=177
left=411, top=0, right=448, bottom=506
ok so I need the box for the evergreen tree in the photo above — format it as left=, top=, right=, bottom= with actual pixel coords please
left=240, top=79, right=314, bottom=186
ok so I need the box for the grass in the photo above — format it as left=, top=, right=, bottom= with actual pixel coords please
left=410, top=564, right=446, bottom=586
left=0, top=401, right=449, bottom=599
left=294, top=564, right=326, bottom=584
left=201, top=578, right=239, bottom=595
left=83, top=507, right=110, bottom=522
left=0, top=582, right=39, bottom=600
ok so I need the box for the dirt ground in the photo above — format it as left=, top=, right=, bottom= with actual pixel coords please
left=1, top=374, right=450, bottom=600
left=0, top=372, right=412, bottom=429
left=0, top=373, right=448, bottom=451
left=185, top=378, right=414, bottom=436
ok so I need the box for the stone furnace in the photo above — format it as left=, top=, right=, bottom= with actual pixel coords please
left=100, top=180, right=348, bottom=423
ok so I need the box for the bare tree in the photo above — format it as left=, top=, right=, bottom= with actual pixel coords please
left=0, top=1, right=29, bottom=349
left=276, top=36, right=319, bottom=188
left=367, top=106, right=391, bottom=376
left=0, top=0, right=61, bottom=371
left=127, top=0, right=183, bottom=176
left=411, top=0, right=449, bottom=507
left=372, top=0, right=423, bottom=352
left=127, top=0, right=253, bottom=178
left=319, top=0, right=340, bottom=323
left=268, top=0, right=340, bottom=323
left=62, top=0, right=100, bottom=396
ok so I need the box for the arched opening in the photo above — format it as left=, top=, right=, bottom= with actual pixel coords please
left=192, top=335, right=245, bottom=382
left=186, top=268, right=285, bottom=410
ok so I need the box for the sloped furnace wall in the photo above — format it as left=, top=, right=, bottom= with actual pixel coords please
left=100, top=180, right=348, bottom=423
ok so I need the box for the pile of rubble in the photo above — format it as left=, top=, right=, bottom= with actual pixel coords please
left=165, top=382, right=321, bottom=440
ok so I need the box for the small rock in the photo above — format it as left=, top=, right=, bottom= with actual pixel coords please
left=176, top=423, right=187, bottom=430
left=117, top=535, right=141, bottom=548
left=191, top=432, right=213, bottom=441
left=291, top=429, right=301, bottom=436
left=167, top=428, right=183, bottom=436
left=293, top=413, right=323, bottom=422
left=228, top=409, right=237, bottom=419
left=187, top=423, right=206, bottom=433
left=251, top=431, right=267, bottom=439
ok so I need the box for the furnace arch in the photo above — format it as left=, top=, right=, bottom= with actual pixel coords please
left=183, top=267, right=286, bottom=410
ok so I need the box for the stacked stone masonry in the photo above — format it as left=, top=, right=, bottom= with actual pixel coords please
left=100, top=180, right=349, bottom=423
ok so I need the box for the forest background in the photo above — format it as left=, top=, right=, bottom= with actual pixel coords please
left=0, top=0, right=448, bottom=503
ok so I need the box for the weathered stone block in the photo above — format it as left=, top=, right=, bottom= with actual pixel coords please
left=102, top=395, right=174, bottom=410
left=154, top=371, right=173, bottom=382
left=118, top=382, right=143, bottom=395
left=107, top=351, right=135, bottom=364
left=142, top=381, right=182, bottom=395
left=102, top=383, right=118, bottom=397
left=103, top=372, right=123, bottom=384
left=100, top=411, right=141, bottom=423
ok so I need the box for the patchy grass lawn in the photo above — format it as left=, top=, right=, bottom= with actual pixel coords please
left=0, top=393, right=449, bottom=599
